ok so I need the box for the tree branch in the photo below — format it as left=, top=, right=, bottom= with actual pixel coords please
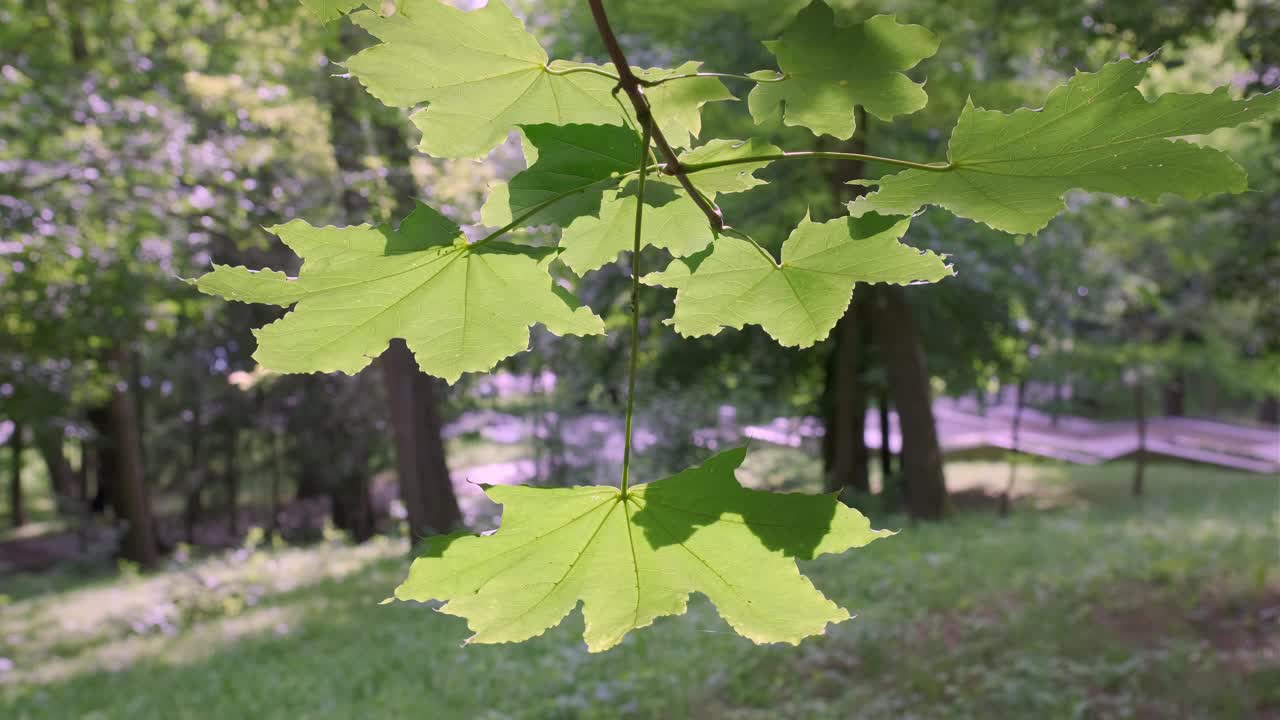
left=586, top=0, right=724, bottom=232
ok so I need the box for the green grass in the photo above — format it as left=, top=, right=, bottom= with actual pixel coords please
left=1, top=458, right=1277, bottom=719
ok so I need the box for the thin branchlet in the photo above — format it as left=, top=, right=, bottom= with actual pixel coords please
left=586, top=0, right=725, bottom=233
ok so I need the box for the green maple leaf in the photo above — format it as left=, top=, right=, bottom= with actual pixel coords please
left=391, top=447, right=890, bottom=652
left=643, top=214, right=952, bottom=348
left=749, top=1, right=938, bottom=139
left=849, top=58, right=1280, bottom=234
left=193, top=203, right=603, bottom=383
left=657, top=137, right=782, bottom=196
left=558, top=137, right=783, bottom=274
left=636, top=62, right=737, bottom=149
left=479, top=124, right=642, bottom=229
left=298, top=0, right=364, bottom=22
left=343, top=1, right=730, bottom=158
left=558, top=184, right=713, bottom=275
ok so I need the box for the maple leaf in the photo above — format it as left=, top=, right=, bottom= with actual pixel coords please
left=391, top=447, right=891, bottom=652
left=643, top=214, right=952, bottom=348
left=635, top=62, right=737, bottom=150
left=298, top=0, right=364, bottom=23
left=193, top=203, right=603, bottom=383
left=557, top=137, right=783, bottom=275
left=479, top=123, right=642, bottom=229
left=749, top=1, right=939, bottom=139
left=343, top=1, right=730, bottom=158
left=849, top=57, right=1280, bottom=234
left=656, top=137, right=781, bottom=196
left=558, top=183, right=713, bottom=275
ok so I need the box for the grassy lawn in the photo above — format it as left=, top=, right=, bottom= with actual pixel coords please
left=1, top=457, right=1276, bottom=719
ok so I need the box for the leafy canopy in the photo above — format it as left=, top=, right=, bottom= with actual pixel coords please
left=392, top=448, right=890, bottom=651
left=850, top=58, right=1280, bottom=234
left=749, top=1, right=939, bottom=139
left=194, top=203, right=602, bottom=383
left=644, top=214, right=952, bottom=348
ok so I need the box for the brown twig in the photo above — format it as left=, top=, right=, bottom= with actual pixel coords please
left=586, top=0, right=725, bottom=232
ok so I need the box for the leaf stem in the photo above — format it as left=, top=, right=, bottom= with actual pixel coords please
left=682, top=151, right=952, bottom=175
left=640, top=71, right=784, bottom=87
left=586, top=0, right=725, bottom=233
left=473, top=177, right=620, bottom=246
left=472, top=146, right=945, bottom=250
left=620, top=125, right=653, bottom=496
left=543, top=64, right=621, bottom=82
left=721, top=226, right=777, bottom=264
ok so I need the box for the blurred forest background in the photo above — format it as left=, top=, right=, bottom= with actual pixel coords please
left=1, top=1, right=1277, bottom=718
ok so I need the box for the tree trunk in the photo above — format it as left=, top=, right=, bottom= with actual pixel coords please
left=225, top=423, right=241, bottom=539
left=1162, top=370, right=1185, bottom=417
left=325, top=27, right=461, bottom=540
left=877, top=388, right=893, bottom=481
left=819, top=111, right=872, bottom=499
left=77, top=435, right=93, bottom=552
left=9, top=421, right=24, bottom=528
left=35, top=425, right=77, bottom=512
left=183, top=385, right=205, bottom=545
left=1000, top=379, right=1027, bottom=517
left=875, top=285, right=948, bottom=521
left=107, top=346, right=160, bottom=567
left=331, top=472, right=375, bottom=543
left=1260, top=396, right=1279, bottom=425
left=382, top=341, right=462, bottom=539
left=1133, top=378, right=1147, bottom=498
left=87, top=404, right=113, bottom=513
left=826, top=304, right=870, bottom=496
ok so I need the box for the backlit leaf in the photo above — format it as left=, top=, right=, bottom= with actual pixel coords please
left=659, top=137, right=782, bottom=196
left=391, top=447, right=891, bottom=652
left=636, top=62, right=737, bottom=150
left=848, top=58, right=1280, bottom=234
left=558, top=184, right=713, bottom=275
left=343, top=1, right=729, bottom=158
left=193, top=203, right=603, bottom=383
left=299, top=0, right=365, bottom=23
left=643, top=214, right=951, bottom=347
left=749, top=1, right=938, bottom=139
left=558, top=137, right=783, bottom=274
left=479, top=124, right=642, bottom=229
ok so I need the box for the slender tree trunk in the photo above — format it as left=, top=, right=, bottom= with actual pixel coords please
left=827, top=305, right=870, bottom=496
left=87, top=405, right=114, bottom=513
left=35, top=425, right=77, bottom=512
left=382, top=341, right=462, bottom=538
left=9, top=421, right=24, bottom=528
left=1162, top=370, right=1185, bottom=417
left=107, top=346, right=159, bottom=567
left=1000, top=379, right=1027, bottom=517
left=225, top=423, right=241, bottom=539
left=183, top=384, right=205, bottom=545
left=325, top=26, right=461, bottom=539
left=820, top=112, right=871, bottom=498
left=877, top=388, right=893, bottom=481
left=377, top=121, right=462, bottom=535
left=269, top=430, right=285, bottom=540
left=875, top=286, right=948, bottom=521
left=78, top=436, right=92, bottom=553
left=1133, top=379, right=1147, bottom=498
left=1260, top=396, right=1279, bottom=425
